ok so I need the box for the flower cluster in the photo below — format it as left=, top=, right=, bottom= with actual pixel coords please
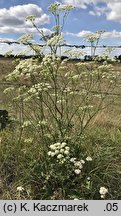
left=18, top=34, right=33, bottom=43
left=48, top=3, right=74, bottom=13
left=99, top=187, right=108, bottom=199
left=64, top=49, right=84, bottom=59
left=48, top=142, right=70, bottom=163
left=22, top=120, right=32, bottom=128
left=24, top=138, right=33, bottom=143
left=37, top=120, right=48, bottom=127
left=85, top=34, right=99, bottom=43
left=26, top=15, right=36, bottom=22
left=86, top=156, right=92, bottom=161
left=28, top=83, right=52, bottom=97
left=17, top=186, right=24, bottom=192
left=4, top=87, right=15, bottom=94
left=70, top=158, right=85, bottom=175
left=6, top=59, right=42, bottom=81
left=42, top=54, right=60, bottom=66
left=79, top=105, right=94, bottom=111
left=48, top=3, right=61, bottom=14
left=85, top=31, right=104, bottom=43
left=47, top=34, right=64, bottom=47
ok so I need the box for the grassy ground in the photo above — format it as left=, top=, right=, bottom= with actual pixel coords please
left=0, top=57, right=121, bottom=199
left=0, top=57, right=16, bottom=110
left=0, top=57, right=15, bottom=80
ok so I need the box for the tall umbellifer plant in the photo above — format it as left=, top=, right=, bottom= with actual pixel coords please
left=85, top=30, right=105, bottom=57
left=4, top=3, right=119, bottom=146
left=4, top=3, right=74, bottom=144
left=3, top=3, right=120, bottom=200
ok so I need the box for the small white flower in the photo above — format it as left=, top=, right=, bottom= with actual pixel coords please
left=99, top=187, right=108, bottom=198
left=65, top=146, right=70, bottom=151
left=74, top=169, right=81, bottom=175
left=24, top=138, right=33, bottom=143
left=86, top=156, right=92, bottom=161
left=64, top=150, right=69, bottom=155
left=49, top=144, right=54, bottom=149
left=57, top=154, right=63, bottom=159
left=22, top=121, right=31, bottom=128
left=70, top=158, right=76, bottom=163
left=101, top=194, right=105, bottom=199
left=59, top=158, right=66, bottom=164
left=87, top=177, right=90, bottom=181
left=17, top=186, right=24, bottom=192
left=60, top=148, right=65, bottom=153
left=50, top=152, right=55, bottom=157
left=50, top=145, right=56, bottom=150
left=55, top=143, right=62, bottom=149
left=74, top=198, right=79, bottom=200
left=74, top=161, right=83, bottom=169
left=80, top=160, right=85, bottom=164
left=47, top=151, right=52, bottom=156
left=61, top=142, right=67, bottom=148
left=55, top=150, right=59, bottom=154
left=55, top=142, right=61, bottom=147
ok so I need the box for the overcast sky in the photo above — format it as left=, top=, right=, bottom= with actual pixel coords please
left=0, top=0, right=121, bottom=54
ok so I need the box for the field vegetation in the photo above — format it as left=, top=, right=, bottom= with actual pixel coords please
left=0, top=3, right=121, bottom=200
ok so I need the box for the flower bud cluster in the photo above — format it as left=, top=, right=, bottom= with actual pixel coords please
left=26, top=15, right=36, bottom=22
left=48, top=142, right=70, bottom=162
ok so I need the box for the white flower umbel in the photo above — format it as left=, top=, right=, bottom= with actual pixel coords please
left=24, top=138, right=33, bottom=143
left=70, top=157, right=85, bottom=175
left=61, top=142, right=67, bottom=148
left=80, top=160, right=85, bottom=164
left=74, top=161, right=83, bottom=169
left=65, top=146, right=70, bottom=151
left=50, top=144, right=56, bottom=150
left=50, top=152, right=55, bottom=157
left=47, top=151, right=52, bottom=156
left=74, top=169, right=81, bottom=175
left=22, top=120, right=32, bottom=128
left=64, top=150, right=69, bottom=155
left=48, top=142, right=70, bottom=162
left=99, top=187, right=108, bottom=199
left=86, top=156, right=92, bottom=161
left=60, top=149, right=65, bottom=153
left=70, top=158, right=76, bottom=163
left=57, top=154, right=63, bottom=159
left=55, top=150, right=59, bottom=154
left=17, top=186, right=24, bottom=192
